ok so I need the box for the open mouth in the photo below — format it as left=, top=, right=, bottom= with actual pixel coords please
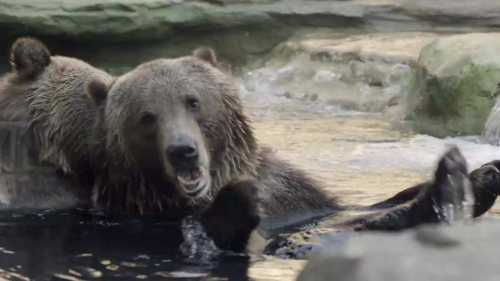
left=176, top=166, right=210, bottom=198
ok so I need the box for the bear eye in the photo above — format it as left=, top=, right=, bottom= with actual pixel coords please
left=186, top=96, right=200, bottom=111
left=139, top=112, right=157, bottom=125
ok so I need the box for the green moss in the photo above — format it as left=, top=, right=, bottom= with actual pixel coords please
left=408, top=34, right=500, bottom=137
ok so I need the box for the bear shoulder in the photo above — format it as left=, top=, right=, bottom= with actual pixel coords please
left=0, top=74, right=29, bottom=121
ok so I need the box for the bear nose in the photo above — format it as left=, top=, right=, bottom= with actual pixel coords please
left=166, top=137, right=199, bottom=166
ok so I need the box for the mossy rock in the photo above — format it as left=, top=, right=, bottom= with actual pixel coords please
left=408, top=33, right=500, bottom=137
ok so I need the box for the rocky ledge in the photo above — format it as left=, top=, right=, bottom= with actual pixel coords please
left=1, top=0, right=500, bottom=42
left=1, top=0, right=500, bottom=68
left=0, top=0, right=500, bottom=41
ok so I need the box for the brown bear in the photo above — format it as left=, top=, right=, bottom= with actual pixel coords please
left=87, top=48, right=337, bottom=218
left=1, top=38, right=499, bottom=253
left=84, top=46, right=500, bottom=251
left=0, top=38, right=113, bottom=207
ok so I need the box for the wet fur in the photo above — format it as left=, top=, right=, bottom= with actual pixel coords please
left=2, top=38, right=499, bottom=252
left=92, top=56, right=338, bottom=221
left=0, top=38, right=337, bottom=221
left=0, top=38, right=113, bottom=186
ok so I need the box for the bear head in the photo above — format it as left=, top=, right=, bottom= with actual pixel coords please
left=88, top=49, right=258, bottom=214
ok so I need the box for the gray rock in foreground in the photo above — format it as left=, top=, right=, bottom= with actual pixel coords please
left=298, top=220, right=500, bottom=281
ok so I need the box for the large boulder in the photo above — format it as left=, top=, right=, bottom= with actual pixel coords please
left=407, top=33, right=500, bottom=137
left=2, top=0, right=500, bottom=43
left=298, top=220, right=500, bottom=281
left=2, top=0, right=500, bottom=74
left=0, top=0, right=370, bottom=72
left=0, top=0, right=367, bottom=42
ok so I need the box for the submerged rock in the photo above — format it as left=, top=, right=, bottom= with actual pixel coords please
left=298, top=220, right=500, bottom=281
left=407, top=33, right=500, bottom=137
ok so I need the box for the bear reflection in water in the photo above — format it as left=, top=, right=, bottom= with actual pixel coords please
left=0, top=37, right=499, bottom=266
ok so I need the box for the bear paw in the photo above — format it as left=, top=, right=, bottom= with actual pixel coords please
left=200, top=179, right=261, bottom=252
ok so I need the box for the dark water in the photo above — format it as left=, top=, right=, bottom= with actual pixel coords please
left=0, top=60, right=254, bottom=279
left=0, top=209, right=254, bottom=280
left=0, top=58, right=287, bottom=281
left=0, top=58, right=7, bottom=74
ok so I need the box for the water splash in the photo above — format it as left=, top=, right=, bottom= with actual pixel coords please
left=240, top=54, right=412, bottom=120
left=432, top=170, right=475, bottom=224
left=179, top=217, right=221, bottom=264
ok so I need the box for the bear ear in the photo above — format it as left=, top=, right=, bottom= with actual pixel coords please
left=193, top=47, right=217, bottom=66
left=87, top=79, right=109, bottom=106
left=193, top=47, right=232, bottom=74
left=9, top=37, right=51, bottom=79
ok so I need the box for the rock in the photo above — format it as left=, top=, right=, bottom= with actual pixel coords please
left=1, top=0, right=500, bottom=73
left=402, top=0, right=500, bottom=28
left=242, top=32, right=436, bottom=113
left=407, top=33, right=500, bottom=137
left=0, top=0, right=372, bottom=48
left=305, top=33, right=441, bottom=66
left=483, top=99, right=500, bottom=145
left=0, top=0, right=295, bottom=71
left=298, top=220, right=500, bottom=281
left=2, top=0, right=500, bottom=43
left=0, top=0, right=368, bottom=42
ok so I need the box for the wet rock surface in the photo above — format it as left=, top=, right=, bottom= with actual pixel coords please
left=408, top=33, right=500, bottom=137
left=246, top=31, right=500, bottom=138
left=298, top=220, right=500, bottom=281
left=2, top=0, right=499, bottom=42
left=1, top=0, right=500, bottom=72
left=242, top=32, right=440, bottom=115
left=403, top=0, right=500, bottom=27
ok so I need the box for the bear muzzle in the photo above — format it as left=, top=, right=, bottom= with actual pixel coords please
left=176, top=166, right=210, bottom=198
left=164, top=133, right=211, bottom=198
